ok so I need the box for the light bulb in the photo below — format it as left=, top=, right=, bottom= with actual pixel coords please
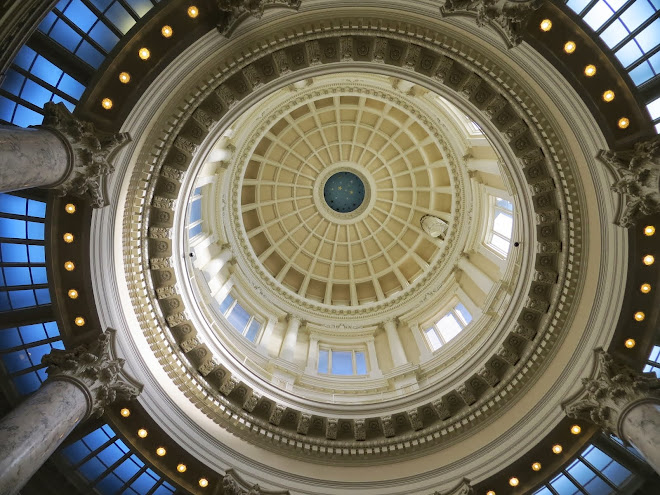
left=120, top=408, right=130, bottom=417
left=552, top=444, right=563, bottom=454
left=139, top=48, right=150, bottom=60
left=540, top=19, right=552, bottom=31
left=625, top=339, right=636, bottom=349
left=509, top=477, right=519, bottom=487
left=643, top=255, right=654, bottom=265
left=156, top=447, right=166, bottom=456
left=137, top=428, right=148, bottom=438
left=74, top=316, right=85, bottom=327
left=188, top=6, right=199, bottom=18
left=564, top=41, right=576, bottom=54
left=199, top=478, right=209, bottom=487
left=65, top=203, right=76, bottom=214
left=644, top=225, right=655, bottom=236
left=634, top=311, right=645, bottom=321
left=63, top=233, right=74, bottom=243
left=603, top=90, right=615, bottom=102
left=641, top=283, right=651, bottom=293
left=68, top=289, right=78, bottom=299
left=101, top=98, right=113, bottom=110
left=119, top=72, right=130, bottom=84
left=177, top=463, right=187, bottom=473
left=64, top=261, right=75, bottom=271
left=618, top=117, right=630, bottom=129
left=571, top=425, right=581, bottom=435
left=161, top=25, right=173, bottom=38
left=584, top=65, right=596, bottom=77
left=532, top=462, right=542, bottom=471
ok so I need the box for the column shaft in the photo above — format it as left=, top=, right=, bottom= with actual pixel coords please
left=366, top=339, right=382, bottom=377
left=0, top=126, right=69, bottom=192
left=621, top=402, right=660, bottom=474
left=0, top=380, right=88, bottom=495
left=305, top=336, right=319, bottom=373
left=383, top=321, right=407, bottom=367
left=279, top=317, right=301, bottom=361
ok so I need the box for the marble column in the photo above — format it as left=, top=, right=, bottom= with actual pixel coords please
left=257, top=317, right=278, bottom=356
left=383, top=319, right=407, bottom=368
left=366, top=338, right=382, bottom=378
left=305, top=334, right=319, bottom=373
left=279, top=315, right=301, bottom=362
left=0, top=102, right=130, bottom=207
left=564, top=349, right=660, bottom=475
left=0, top=330, right=141, bottom=495
left=458, top=255, right=494, bottom=294
left=408, top=321, right=432, bottom=363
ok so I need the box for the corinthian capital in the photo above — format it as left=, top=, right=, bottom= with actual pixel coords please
left=563, top=349, right=660, bottom=437
left=216, top=0, right=301, bottom=36
left=38, top=102, right=131, bottom=208
left=440, top=0, right=540, bottom=47
left=42, top=329, right=142, bottom=419
left=598, top=135, right=660, bottom=228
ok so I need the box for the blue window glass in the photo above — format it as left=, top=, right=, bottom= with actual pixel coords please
left=0, top=328, right=22, bottom=349
left=75, top=41, right=104, bottom=68
left=9, top=290, right=37, bottom=309
left=0, top=218, right=26, bottom=239
left=125, top=0, right=153, bottom=17
left=318, top=349, right=329, bottom=373
left=114, top=457, right=141, bottom=481
left=355, top=351, right=367, bottom=375
left=331, top=351, right=353, bottom=375
left=130, top=470, right=157, bottom=493
left=30, top=56, right=63, bottom=87
left=13, top=46, right=37, bottom=71
left=189, top=223, right=202, bottom=238
left=219, top=293, right=234, bottom=314
left=2, top=70, right=25, bottom=96
left=0, top=194, right=27, bottom=215
left=621, top=1, right=656, bottom=32
left=245, top=319, right=260, bottom=341
left=2, top=350, right=31, bottom=373
left=455, top=303, right=472, bottom=325
left=227, top=303, right=251, bottom=331
left=152, top=483, right=176, bottom=494
left=0, top=96, right=16, bottom=122
left=550, top=472, right=580, bottom=494
left=88, top=22, right=119, bottom=52
left=12, top=106, right=43, bottom=127
left=49, top=20, right=83, bottom=52
left=12, top=372, right=42, bottom=394
left=63, top=0, right=98, bottom=32
left=583, top=1, right=616, bottom=31
left=38, top=11, right=58, bottom=32
left=2, top=243, right=28, bottom=262
left=79, top=456, right=106, bottom=481
left=62, top=440, right=92, bottom=464
left=20, top=324, right=48, bottom=343
left=83, top=427, right=113, bottom=451
left=96, top=473, right=124, bottom=494
left=190, top=199, right=202, bottom=223
left=105, top=3, right=136, bottom=34
left=21, top=79, right=53, bottom=107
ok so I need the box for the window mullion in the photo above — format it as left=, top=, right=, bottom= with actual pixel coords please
left=71, top=436, right=117, bottom=469
left=578, top=454, right=621, bottom=491
left=89, top=450, right=133, bottom=487
left=619, top=36, right=660, bottom=72
left=610, top=10, right=660, bottom=54
left=595, top=0, right=638, bottom=35
left=561, top=468, right=591, bottom=495
left=78, top=0, right=126, bottom=39
left=116, top=464, right=148, bottom=494
left=0, top=336, right=61, bottom=354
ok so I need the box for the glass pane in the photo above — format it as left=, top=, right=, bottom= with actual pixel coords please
left=550, top=472, right=581, bottom=495
left=0, top=243, right=28, bottom=263
left=436, top=313, right=463, bottom=342
left=601, top=19, right=630, bottom=48
left=584, top=1, right=615, bottom=31
left=79, top=457, right=106, bottom=481
left=567, top=458, right=597, bottom=487
left=219, top=293, right=234, bottom=314
left=190, top=198, right=202, bottom=223
left=425, top=328, right=442, bottom=350
left=96, top=473, right=124, bottom=494
left=355, top=351, right=367, bottom=375
left=0, top=327, right=22, bottom=349
left=455, top=303, right=472, bottom=325
left=331, top=351, right=353, bottom=375
left=582, top=445, right=612, bottom=471
left=318, top=349, right=329, bottom=373
left=12, top=105, right=43, bottom=127
left=227, top=303, right=250, bottom=331
left=189, top=223, right=202, bottom=238
left=616, top=39, right=644, bottom=67
left=636, top=18, right=660, bottom=52
left=245, top=320, right=260, bottom=342
left=130, top=471, right=157, bottom=493
left=0, top=194, right=27, bottom=215
left=20, top=323, right=47, bottom=343
left=493, top=211, right=513, bottom=239
left=601, top=460, right=632, bottom=485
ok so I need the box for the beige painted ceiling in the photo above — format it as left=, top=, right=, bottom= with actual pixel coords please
left=240, top=94, right=453, bottom=306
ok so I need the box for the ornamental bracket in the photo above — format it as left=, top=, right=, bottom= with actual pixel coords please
left=216, top=0, right=301, bottom=37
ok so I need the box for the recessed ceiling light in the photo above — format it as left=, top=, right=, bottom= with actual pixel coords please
left=137, top=428, right=148, bottom=438
left=571, top=425, right=581, bottom=435
left=602, top=90, right=615, bottom=102
left=64, top=261, right=75, bottom=271
left=156, top=447, right=166, bottom=456
left=63, top=233, right=74, bottom=243
left=101, top=98, right=113, bottom=109
left=564, top=41, right=576, bottom=54
left=120, top=408, right=130, bottom=417
left=68, top=289, right=79, bottom=299
left=509, top=477, right=519, bottom=487
left=540, top=19, right=552, bottom=31
left=625, top=338, right=636, bottom=349
left=618, top=117, right=630, bottom=129
left=552, top=444, right=563, bottom=454
left=177, top=463, right=187, bottom=473
left=584, top=65, right=596, bottom=77
left=65, top=203, right=76, bottom=214
left=161, top=25, right=173, bottom=38
left=139, top=48, right=150, bottom=60
left=119, top=72, right=130, bottom=84
left=644, top=225, right=655, bottom=236
left=643, top=255, right=655, bottom=265
left=74, top=316, right=85, bottom=327
left=199, top=478, right=209, bottom=487
left=188, top=6, right=199, bottom=18
left=640, top=283, right=651, bottom=293
left=532, top=462, right=542, bottom=471
left=634, top=311, right=645, bottom=321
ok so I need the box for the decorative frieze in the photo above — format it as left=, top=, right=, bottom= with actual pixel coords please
left=269, top=403, right=286, bottom=425
left=326, top=418, right=338, bottom=440
left=354, top=418, right=366, bottom=441
left=297, top=413, right=312, bottom=435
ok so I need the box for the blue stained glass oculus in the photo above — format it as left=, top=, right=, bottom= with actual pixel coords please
left=323, top=172, right=365, bottom=213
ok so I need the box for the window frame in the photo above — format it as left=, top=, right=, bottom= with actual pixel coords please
left=485, top=195, right=514, bottom=258
left=218, top=292, right=263, bottom=343
left=317, top=346, right=368, bottom=376
left=423, top=301, right=473, bottom=352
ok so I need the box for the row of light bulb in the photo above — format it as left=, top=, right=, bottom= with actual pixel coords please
left=101, top=6, right=199, bottom=111
left=120, top=408, right=209, bottom=487
left=63, top=203, right=85, bottom=327
left=485, top=425, right=582, bottom=494
left=626, top=225, right=656, bottom=350
left=539, top=19, right=629, bottom=130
